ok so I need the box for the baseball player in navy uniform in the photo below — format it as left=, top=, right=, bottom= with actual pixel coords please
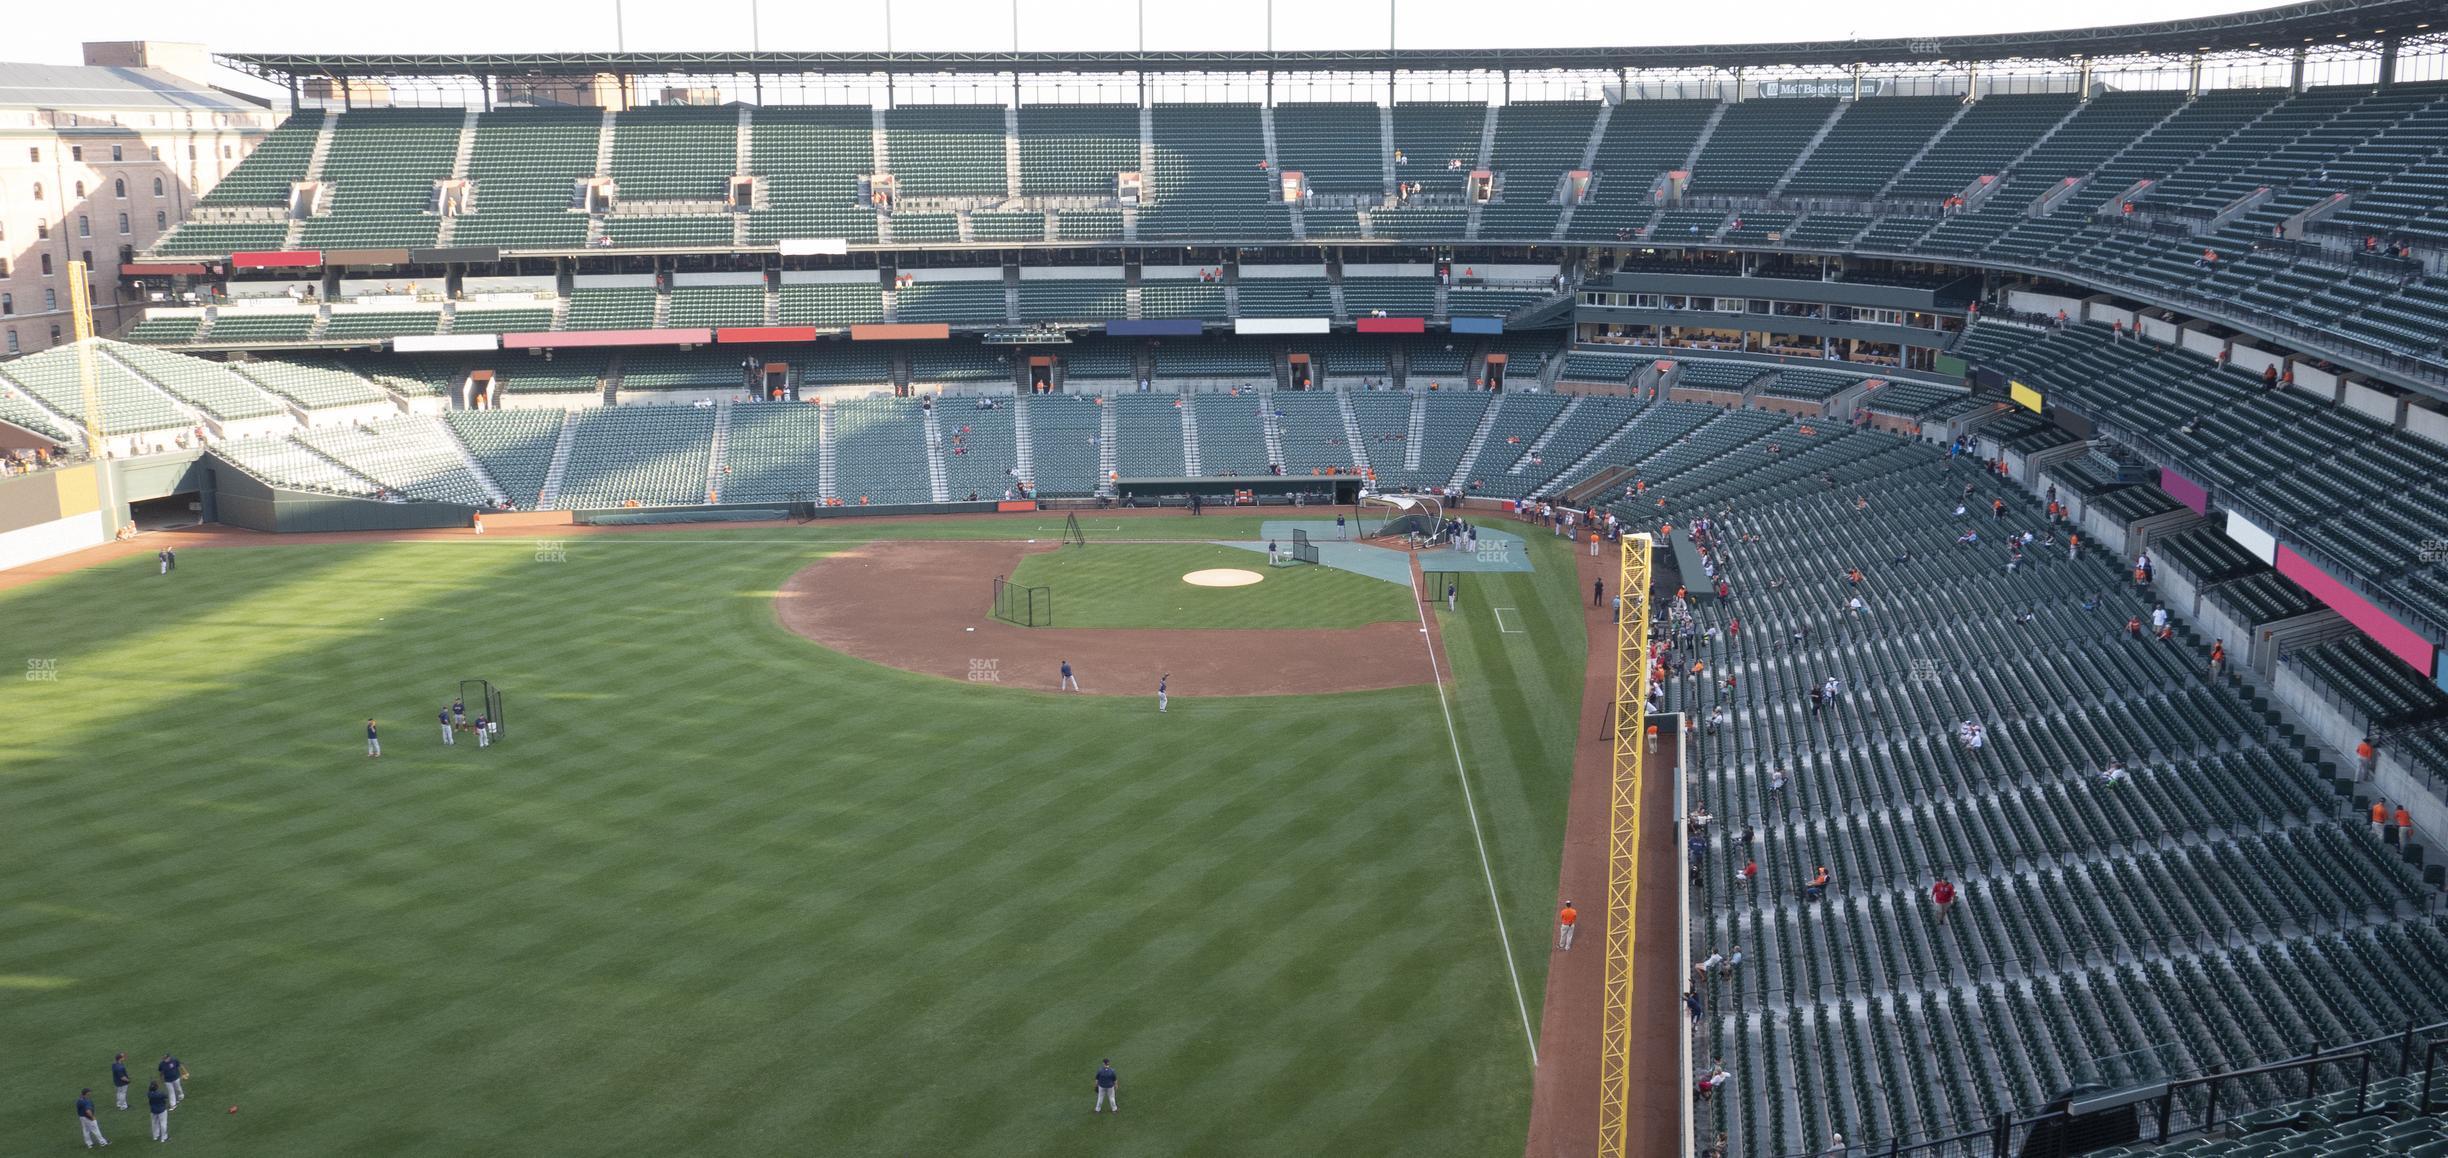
left=157, top=1054, right=183, bottom=1109
left=475, top=715, right=492, bottom=748
left=77, top=1088, right=106, bottom=1147
left=1093, top=1059, right=1119, bottom=1113
left=146, top=1081, right=170, bottom=1142
left=451, top=697, right=466, bottom=726
left=1060, top=660, right=1078, bottom=691
left=440, top=707, right=455, bottom=746
left=1157, top=673, right=1169, bottom=713
left=110, top=1053, right=129, bottom=1109
left=365, top=719, right=381, bottom=758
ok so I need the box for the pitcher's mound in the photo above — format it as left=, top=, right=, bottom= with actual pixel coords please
left=1182, top=568, right=1265, bottom=588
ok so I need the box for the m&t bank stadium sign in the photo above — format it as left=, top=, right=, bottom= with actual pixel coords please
left=1758, top=78, right=1884, bottom=99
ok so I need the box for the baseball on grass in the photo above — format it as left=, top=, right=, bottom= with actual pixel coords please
left=228, top=1106, right=238, bottom=1114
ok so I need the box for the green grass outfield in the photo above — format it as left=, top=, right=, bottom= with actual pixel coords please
left=1006, top=542, right=1416, bottom=629
left=0, top=525, right=1585, bottom=1155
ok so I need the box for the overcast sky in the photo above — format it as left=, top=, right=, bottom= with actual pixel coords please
left=23, top=0, right=2285, bottom=62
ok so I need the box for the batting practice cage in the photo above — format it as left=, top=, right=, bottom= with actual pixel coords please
left=1063, top=512, right=1086, bottom=548
left=1421, top=571, right=1464, bottom=604
left=458, top=679, right=505, bottom=740
left=992, top=574, right=1053, bottom=627
left=1363, top=493, right=1445, bottom=541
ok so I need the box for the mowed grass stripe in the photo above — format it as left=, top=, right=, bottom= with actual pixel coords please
left=1, top=535, right=1578, bottom=1155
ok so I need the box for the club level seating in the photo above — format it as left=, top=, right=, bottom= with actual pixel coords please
left=449, top=307, right=556, bottom=335
left=125, top=315, right=202, bottom=345
left=791, top=346, right=893, bottom=386
left=887, top=212, right=959, bottom=244
left=618, top=351, right=745, bottom=391
left=1368, top=204, right=1468, bottom=241
left=2287, top=635, right=2448, bottom=732
left=1757, top=369, right=1860, bottom=402
left=201, top=311, right=313, bottom=344
left=324, top=311, right=442, bottom=341
left=565, top=288, right=658, bottom=330
left=1406, top=344, right=1468, bottom=378
left=1137, top=280, right=1227, bottom=320
left=1021, top=392, right=1103, bottom=494
left=153, top=222, right=288, bottom=258
left=1057, top=339, right=1139, bottom=380
left=1561, top=348, right=1646, bottom=385
left=830, top=397, right=931, bottom=504
left=1857, top=380, right=1962, bottom=419
left=197, top=112, right=323, bottom=207
left=1151, top=339, right=1272, bottom=379
left=908, top=346, right=1009, bottom=383
left=610, top=105, right=737, bottom=202
left=778, top=283, right=885, bottom=326
left=716, top=402, right=824, bottom=503
left=445, top=408, right=563, bottom=507
left=1016, top=104, right=1138, bottom=197
left=1783, top=214, right=1873, bottom=246
left=1341, top=277, right=1439, bottom=317
left=603, top=215, right=733, bottom=248
left=1016, top=279, right=1126, bottom=323
left=938, top=400, right=1020, bottom=500
left=1674, top=361, right=1764, bottom=392
left=454, top=107, right=598, bottom=250
left=1272, top=102, right=1387, bottom=194
left=895, top=281, right=1007, bottom=325
left=970, top=212, right=1045, bottom=243
left=666, top=285, right=767, bottom=329
left=1235, top=277, right=1334, bottom=318
left=1052, top=208, right=1124, bottom=242
left=299, top=108, right=462, bottom=250
left=1448, top=284, right=1552, bottom=317
left=553, top=405, right=717, bottom=508
left=0, top=344, right=191, bottom=435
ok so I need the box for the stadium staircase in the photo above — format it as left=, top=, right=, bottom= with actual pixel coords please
left=1465, top=104, right=1500, bottom=240
left=1010, top=390, right=1037, bottom=485
left=1337, top=389, right=1371, bottom=474
left=816, top=403, right=838, bottom=501
left=1509, top=394, right=1581, bottom=477
left=1378, top=105, right=1398, bottom=195
left=1179, top=390, right=1204, bottom=476
left=920, top=403, right=951, bottom=502
left=1404, top=391, right=1428, bottom=473
left=1001, top=105, right=1023, bottom=198
left=535, top=412, right=578, bottom=509
left=591, top=109, right=616, bottom=178
left=1766, top=100, right=1853, bottom=197
left=706, top=400, right=733, bottom=502
left=1096, top=396, right=1118, bottom=496
left=1684, top=100, right=1730, bottom=171
left=1550, top=99, right=1616, bottom=241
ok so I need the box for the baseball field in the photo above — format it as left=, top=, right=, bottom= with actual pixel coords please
left=1, top=516, right=1589, bottom=1154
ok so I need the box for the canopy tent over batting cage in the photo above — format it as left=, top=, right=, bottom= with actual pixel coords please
left=1362, top=492, right=1445, bottom=542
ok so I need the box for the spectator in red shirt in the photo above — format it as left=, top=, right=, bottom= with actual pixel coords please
left=1931, top=877, right=1957, bottom=925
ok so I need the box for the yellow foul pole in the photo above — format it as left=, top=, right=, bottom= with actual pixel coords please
left=1595, top=532, right=1654, bottom=1158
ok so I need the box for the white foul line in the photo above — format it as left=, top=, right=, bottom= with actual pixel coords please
left=1416, top=586, right=1540, bottom=1068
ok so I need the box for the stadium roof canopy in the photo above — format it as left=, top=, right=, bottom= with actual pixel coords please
left=218, top=0, right=2440, bottom=82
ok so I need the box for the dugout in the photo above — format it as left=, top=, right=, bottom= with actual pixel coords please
left=1114, top=475, right=1362, bottom=505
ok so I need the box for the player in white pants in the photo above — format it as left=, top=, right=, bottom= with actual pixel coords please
left=366, top=719, right=381, bottom=757
left=1157, top=674, right=1168, bottom=713
left=1093, top=1060, right=1119, bottom=1112
left=77, top=1089, right=106, bottom=1148
left=441, top=708, right=455, bottom=746
left=476, top=717, right=491, bottom=748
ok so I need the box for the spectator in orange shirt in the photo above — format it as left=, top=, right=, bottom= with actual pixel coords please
left=2373, top=800, right=2390, bottom=839
left=2397, top=806, right=2414, bottom=840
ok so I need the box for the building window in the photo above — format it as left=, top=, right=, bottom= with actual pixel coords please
left=154, top=211, right=166, bottom=230
left=81, top=250, right=93, bottom=270
left=186, top=145, right=195, bottom=160
left=30, top=182, right=41, bottom=201
left=3, top=332, right=15, bottom=355
left=149, top=146, right=160, bottom=160
left=43, top=289, right=56, bottom=311
left=49, top=325, right=61, bottom=344
left=26, top=147, right=37, bottom=162
left=35, top=222, right=48, bottom=240
left=152, top=177, right=164, bottom=196
left=70, top=146, right=83, bottom=162
left=111, top=145, right=123, bottom=162
left=0, top=258, right=8, bottom=276
left=1, top=293, right=11, bottom=315
left=223, top=145, right=233, bottom=159
left=114, top=178, right=126, bottom=198
left=73, top=181, right=85, bottom=198
left=39, top=255, right=52, bottom=275
left=117, top=213, right=129, bottom=234
left=118, top=245, right=133, bottom=265
left=78, top=216, right=90, bottom=238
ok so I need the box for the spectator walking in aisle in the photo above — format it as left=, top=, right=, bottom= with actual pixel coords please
left=2209, top=640, right=2227, bottom=677
left=1932, top=876, right=1956, bottom=925
left=2374, top=800, right=2391, bottom=839
left=2398, top=805, right=2414, bottom=843
left=2150, top=605, right=2169, bottom=634
left=77, top=1088, right=105, bottom=1149
left=1686, top=990, right=1704, bottom=1024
